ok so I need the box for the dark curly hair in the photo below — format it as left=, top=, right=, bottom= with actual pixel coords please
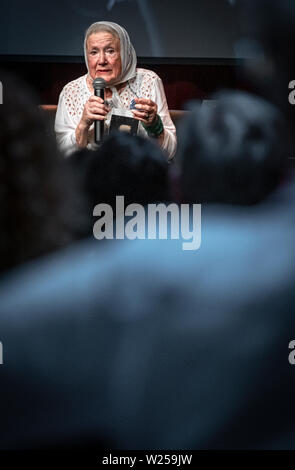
left=69, top=132, right=170, bottom=231
left=0, top=71, right=85, bottom=274
left=178, top=90, right=288, bottom=205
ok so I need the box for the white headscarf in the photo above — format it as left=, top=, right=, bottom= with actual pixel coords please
left=84, top=21, right=137, bottom=86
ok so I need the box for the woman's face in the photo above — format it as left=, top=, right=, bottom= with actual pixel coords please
left=87, top=32, right=122, bottom=85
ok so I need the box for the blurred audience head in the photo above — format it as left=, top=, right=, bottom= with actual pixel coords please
left=239, top=0, right=295, bottom=127
left=70, top=132, right=170, bottom=220
left=0, top=71, right=84, bottom=275
left=178, top=90, right=288, bottom=205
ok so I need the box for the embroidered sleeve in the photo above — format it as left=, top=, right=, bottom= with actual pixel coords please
left=55, top=77, right=90, bottom=156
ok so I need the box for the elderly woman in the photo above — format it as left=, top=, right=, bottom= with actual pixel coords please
left=55, top=21, right=177, bottom=159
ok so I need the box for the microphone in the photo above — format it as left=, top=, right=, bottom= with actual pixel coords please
left=93, top=78, right=106, bottom=144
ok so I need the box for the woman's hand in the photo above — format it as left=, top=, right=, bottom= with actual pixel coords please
left=131, top=98, right=164, bottom=146
left=76, top=96, right=110, bottom=148
left=131, top=98, right=158, bottom=128
left=80, top=95, right=110, bottom=128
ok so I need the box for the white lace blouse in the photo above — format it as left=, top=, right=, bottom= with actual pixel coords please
left=55, top=68, right=177, bottom=159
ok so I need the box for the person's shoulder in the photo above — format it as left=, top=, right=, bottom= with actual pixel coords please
left=135, top=68, right=161, bottom=82
left=62, top=75, right=87, bottom=97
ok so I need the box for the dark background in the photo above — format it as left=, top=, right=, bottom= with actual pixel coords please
left=0, top=0, right=250, bottom=108
left=0, top=0, right=242, bottom=58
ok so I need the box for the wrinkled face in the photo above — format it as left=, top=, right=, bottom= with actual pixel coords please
left=87, top=32, right=122, bottom=85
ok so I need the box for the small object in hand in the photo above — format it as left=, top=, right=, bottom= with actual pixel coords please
left=130, top=98, right=145, bottom=114
left=130, top=99, right=137, bottom=110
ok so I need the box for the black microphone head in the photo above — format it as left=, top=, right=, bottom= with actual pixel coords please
left=93, top=78, right=106, bottom=90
